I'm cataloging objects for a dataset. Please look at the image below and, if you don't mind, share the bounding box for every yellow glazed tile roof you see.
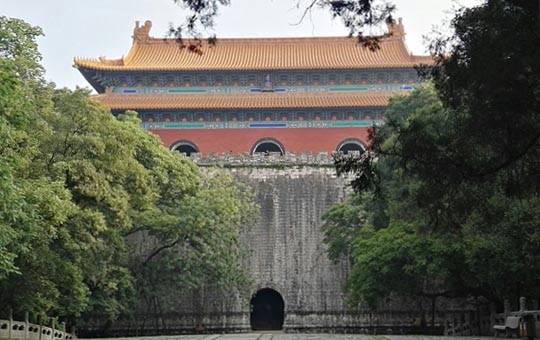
[94,91,400,110]
[74,20,433,72]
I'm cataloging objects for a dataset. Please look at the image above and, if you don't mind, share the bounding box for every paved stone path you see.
[81,334,490,340]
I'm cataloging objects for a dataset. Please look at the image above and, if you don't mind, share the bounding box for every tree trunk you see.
[476,296,482,336]
[431,296,437,335]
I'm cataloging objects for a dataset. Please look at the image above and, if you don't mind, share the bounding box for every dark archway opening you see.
[171,141,199,157]
[253,142,283,155]
[174,144,198,156]
[250,288,285,331]
[338,141,365,155]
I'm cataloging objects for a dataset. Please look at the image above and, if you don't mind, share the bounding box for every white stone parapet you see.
[0,317,75,340]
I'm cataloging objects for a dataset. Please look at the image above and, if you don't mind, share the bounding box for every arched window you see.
[171,140,199,156]
[337,139,365,155]
[251,138,285,155]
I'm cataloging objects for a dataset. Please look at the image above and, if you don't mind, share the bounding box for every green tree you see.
[328,0,540,309]
[0,61,24,279]
[0,16,258,325]
[113,111,258,320]
[348,224,465,302]
[326,87,473,306]
[0,17,95,319]
[0,16,43,80]
[132,170,257,321]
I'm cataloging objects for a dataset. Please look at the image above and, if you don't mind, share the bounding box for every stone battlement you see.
[188,152,357,166]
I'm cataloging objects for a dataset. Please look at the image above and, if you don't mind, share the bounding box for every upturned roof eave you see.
[73,63,428,72]
[73,65,106,93]
[103,103,390,110]
[92,91,403,111]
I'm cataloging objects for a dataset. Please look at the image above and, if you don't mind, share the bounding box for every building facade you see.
[75,18,430,157]
[75,20,439,336]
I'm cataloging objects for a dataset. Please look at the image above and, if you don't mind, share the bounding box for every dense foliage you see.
[0,16,257,323]
[325,0,540,311]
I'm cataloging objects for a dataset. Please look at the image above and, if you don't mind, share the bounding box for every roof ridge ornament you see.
[133,20,152,44]
[386,17,405,38]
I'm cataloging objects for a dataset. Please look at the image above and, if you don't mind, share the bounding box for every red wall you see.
[150,128,371,154]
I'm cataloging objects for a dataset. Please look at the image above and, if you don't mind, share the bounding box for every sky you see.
[3,0,482,90]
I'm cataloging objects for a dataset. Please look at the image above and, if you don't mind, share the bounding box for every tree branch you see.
[142,238,181,266]
[290,0,319,26]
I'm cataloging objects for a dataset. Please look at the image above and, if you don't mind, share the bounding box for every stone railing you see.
[444,297,540,338]
[492,297,540,339]
[493,311,540,339]
[187,151,363,166]
[0,315,76,340]
[77,309,473,337]
[443,311,491,337]
[77,312,250,338]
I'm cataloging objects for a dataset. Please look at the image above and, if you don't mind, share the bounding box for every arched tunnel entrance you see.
[250,288,285,330]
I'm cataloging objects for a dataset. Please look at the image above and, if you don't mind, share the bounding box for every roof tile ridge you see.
[132,36,372,46]
[384,18,431,62]
[411,54,436,65]
[100,91,402,99]
[218,36,354,43]
[73,54,124,68]
[141,37,178,45]
[384,17,412,60]
[123,41,141,65]
[97,56,125,66]
[73,57,100,67]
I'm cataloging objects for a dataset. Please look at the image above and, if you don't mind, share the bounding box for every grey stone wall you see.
[81,160,355,336]
[79,154,479,336]
[230,166,350,324]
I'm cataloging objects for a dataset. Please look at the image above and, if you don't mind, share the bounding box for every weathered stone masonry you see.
[230,161,351,330]
[170,153,354,332]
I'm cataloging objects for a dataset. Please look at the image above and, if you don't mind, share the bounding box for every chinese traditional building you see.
[75,18,430,157]
[74,20,444,336]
